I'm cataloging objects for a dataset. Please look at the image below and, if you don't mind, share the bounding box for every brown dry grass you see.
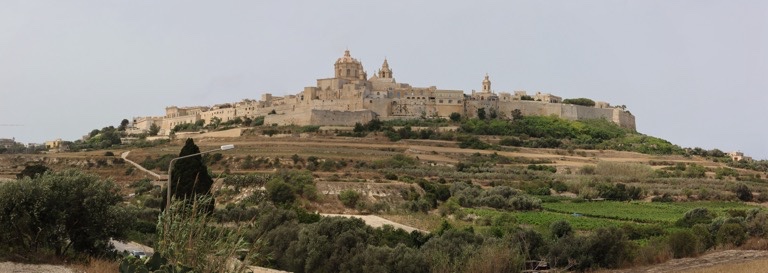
[69,258,119,273]
[676,258,768,273]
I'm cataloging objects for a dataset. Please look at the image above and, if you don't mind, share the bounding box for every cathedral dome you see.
[336,50,360,64]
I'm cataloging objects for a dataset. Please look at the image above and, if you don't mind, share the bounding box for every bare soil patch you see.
[604,250,768,273]
[0,262,73,273]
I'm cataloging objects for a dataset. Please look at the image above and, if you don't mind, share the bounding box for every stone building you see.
[728,151,752,162]
[131,50,636,135]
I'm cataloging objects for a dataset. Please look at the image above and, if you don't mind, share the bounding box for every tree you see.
[149,123,161,136]
[339,189,361,208]
[668,230,699,258]
[209,117,221,129]
[0,170,132,258]
[511,109,523,121]
[477,108,486,120]
[266,179,295,205]
[563,98,596,107]
[716,223,747,246]
[164,138,215,212]
[16,164,50,179]
[550,220,573,239]
[489,108,498,119]
[449,112,461,122]
[677,207,716,227]
[734,183,753,201]
[118,118,130,131]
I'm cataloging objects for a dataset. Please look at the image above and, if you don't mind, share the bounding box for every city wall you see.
[495,101,635,129]
[310,109,374,126]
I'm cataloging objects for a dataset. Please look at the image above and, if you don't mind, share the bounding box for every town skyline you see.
[1,1,766,159]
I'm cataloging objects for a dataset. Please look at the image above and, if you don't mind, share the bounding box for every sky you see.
[1,1,766,159]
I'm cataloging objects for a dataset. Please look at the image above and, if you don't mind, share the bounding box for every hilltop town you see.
[130,50,636,136]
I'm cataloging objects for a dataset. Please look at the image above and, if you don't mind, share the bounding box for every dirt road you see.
[121,151,165,180]
[0,262,73,273]
[604,250,768,273]
[321,213,425,233]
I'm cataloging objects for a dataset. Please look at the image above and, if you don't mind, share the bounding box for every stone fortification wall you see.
[613,109,636,130]
[265,109,373,126]
[497,101,562,117]
[309,109,375,126]
[264,108,313,126]
[309,98,365,112]
[494,101,636,130]
[468,100,503,118]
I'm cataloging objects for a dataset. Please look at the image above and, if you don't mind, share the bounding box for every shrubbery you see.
[0,170,133,258]
[339,189,361,208]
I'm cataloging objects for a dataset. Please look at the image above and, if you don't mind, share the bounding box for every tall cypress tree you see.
[163,138,215,211]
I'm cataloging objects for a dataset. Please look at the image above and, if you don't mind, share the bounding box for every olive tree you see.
[0,170,132,257]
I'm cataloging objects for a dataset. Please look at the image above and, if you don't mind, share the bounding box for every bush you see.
[155,197,257,273]
[499,137,523,147]
[509,195,542,211]
[585,227,631,269]
[16,164,50,179]
[266,180,295,205]
[458,136,491,150]
[716,222,747,247]
[550,220,573,239]
[579,165,596,175]
[130,178,154,195]
[597,183,642,201]
[527,164,557,173]
[0,170,132,258]
[746,210,768,237]
[668,230,700,258]
[733,183,753,201]
[299,125,320,133]
[339,190,362,208]
[563,98,596,107]
[677,208,716,227]
[449,112,461,122]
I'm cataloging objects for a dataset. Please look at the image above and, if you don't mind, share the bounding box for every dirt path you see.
[604,250,768,273]
[321,214,426,233]
[121,151,165,180]
[0,262,73,273]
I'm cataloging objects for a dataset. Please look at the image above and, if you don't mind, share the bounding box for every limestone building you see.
[132,50,636,135]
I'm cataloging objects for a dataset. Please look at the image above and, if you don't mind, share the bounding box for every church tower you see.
[482,73,491,93]
[378,58,393,79]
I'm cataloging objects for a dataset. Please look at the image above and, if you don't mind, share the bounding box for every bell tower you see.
[378,58,393,79]
[482,73,491,93]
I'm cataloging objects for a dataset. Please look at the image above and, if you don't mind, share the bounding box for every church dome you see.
[336,50,360,64]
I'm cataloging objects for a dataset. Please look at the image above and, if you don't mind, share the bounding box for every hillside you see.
[1,117,767,272]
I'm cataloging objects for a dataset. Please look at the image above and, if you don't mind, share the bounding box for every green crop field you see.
[542,201,758,224]
[465,208,647,233]
[462,201,760,236]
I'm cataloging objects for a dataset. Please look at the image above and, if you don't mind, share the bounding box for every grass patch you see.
[542,201,758,224]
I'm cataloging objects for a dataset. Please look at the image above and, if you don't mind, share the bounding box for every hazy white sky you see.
[1,1,766,159]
